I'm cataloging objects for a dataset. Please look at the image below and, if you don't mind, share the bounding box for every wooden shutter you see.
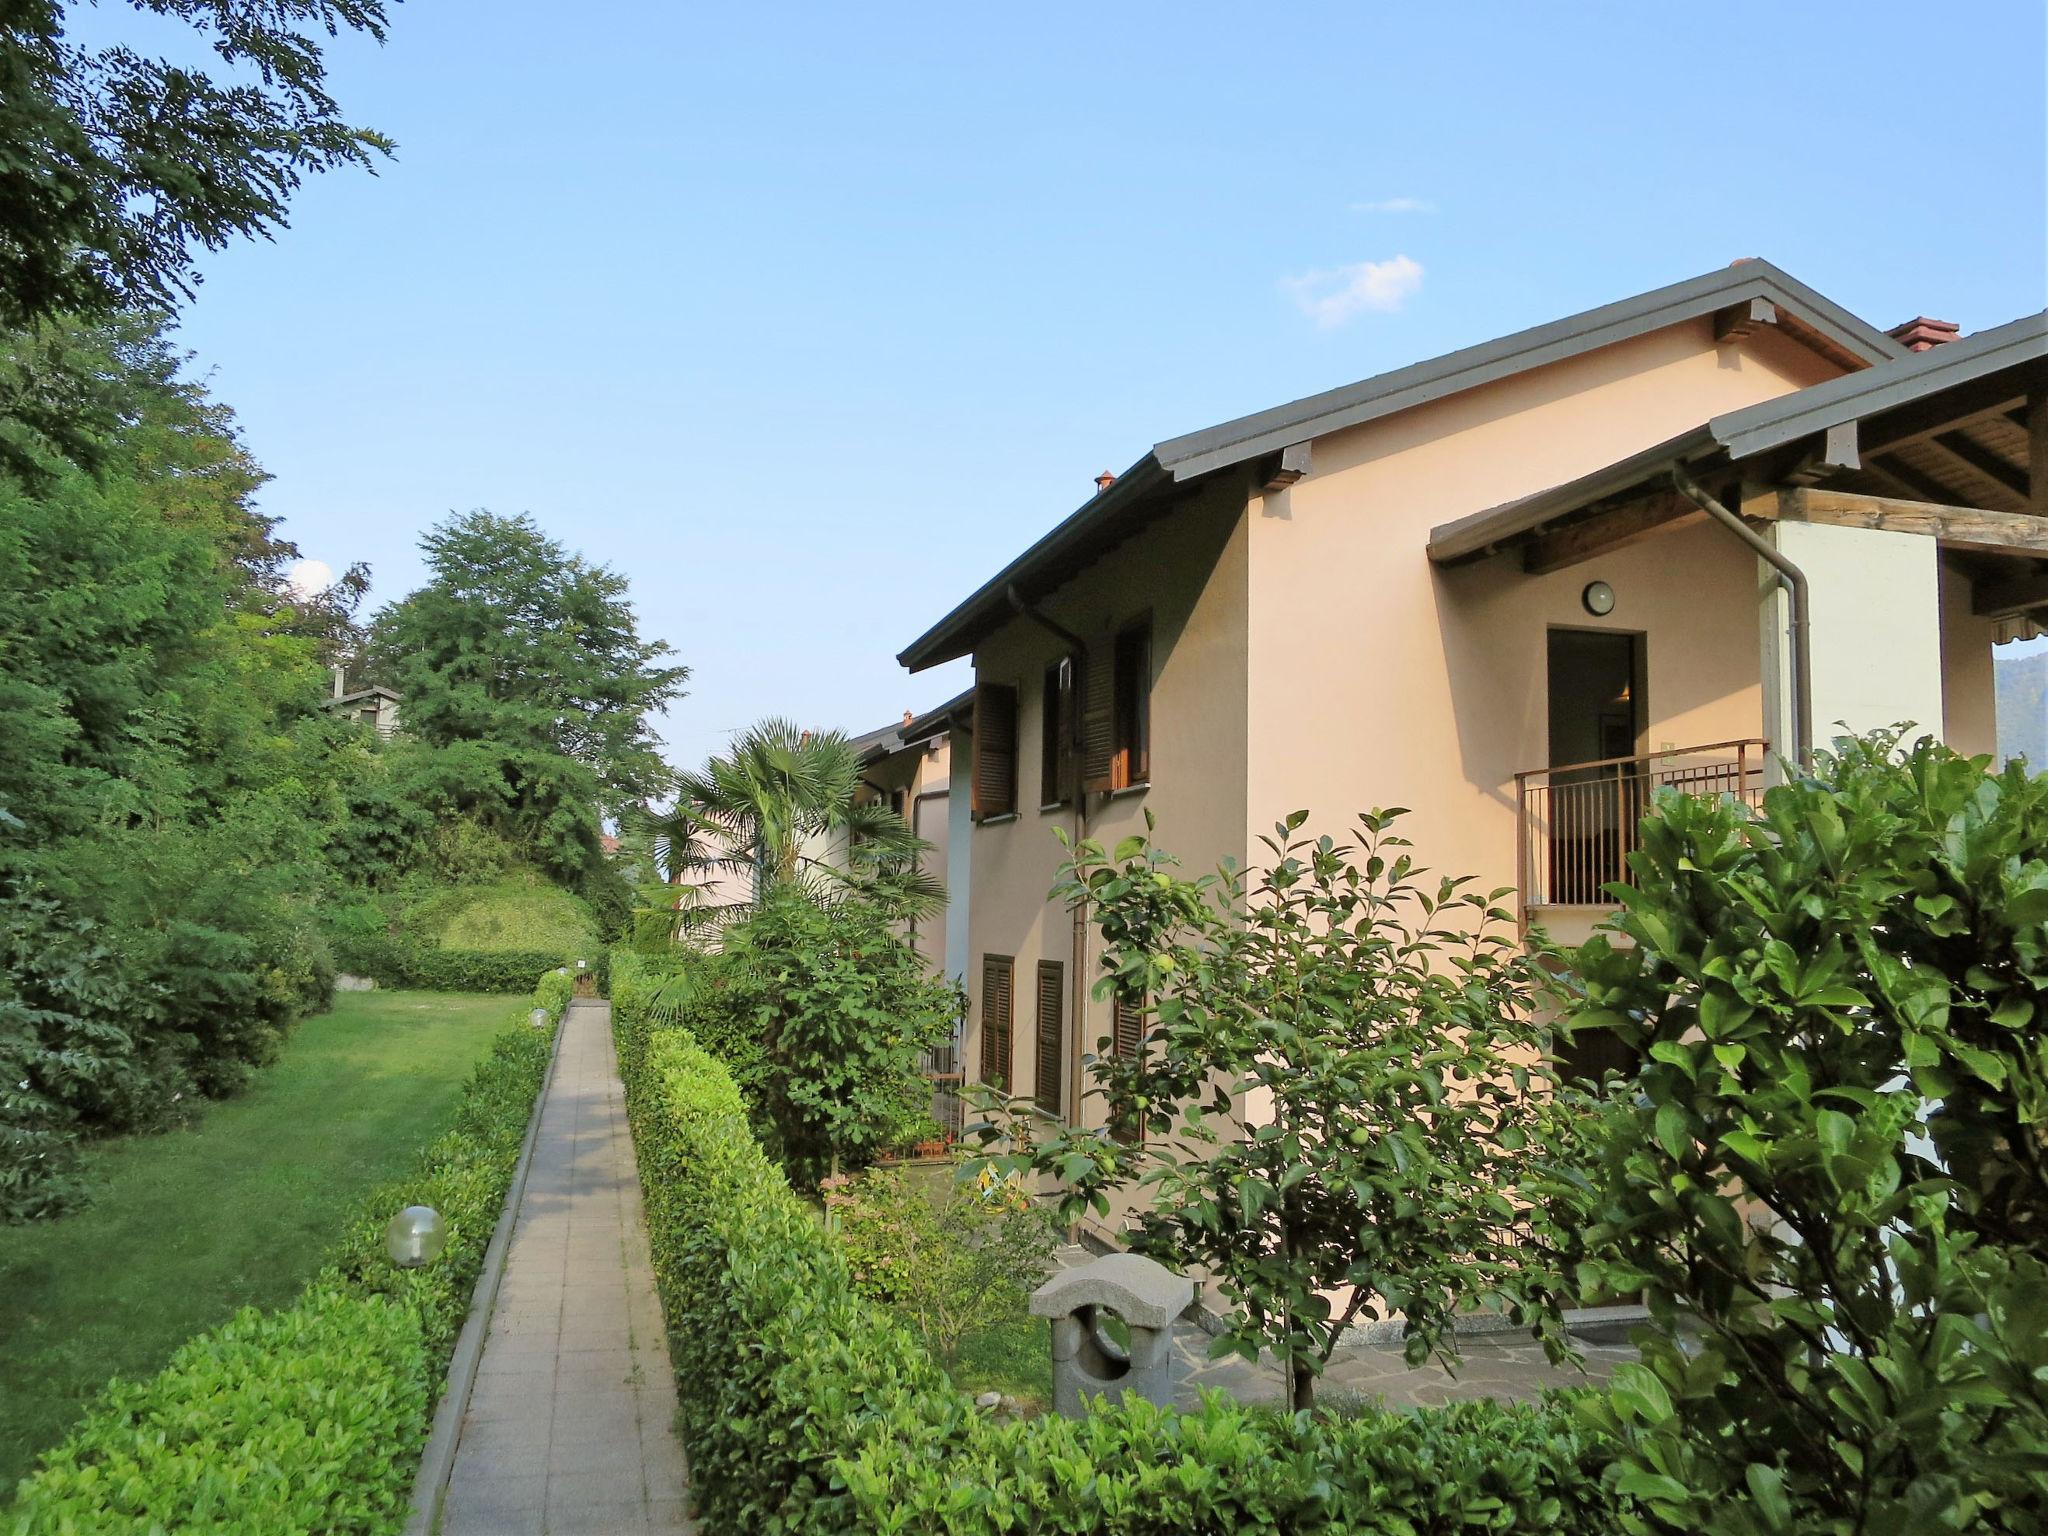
[971,682,1018,819]
[1114,622,1151,787]
[1111,992,1144,1058]
[980,955,1014,1091]
[1078,642,1115,793]
[1034,961,1064,1117]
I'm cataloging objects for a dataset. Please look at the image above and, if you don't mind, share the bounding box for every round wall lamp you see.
[1581,580,1616,617]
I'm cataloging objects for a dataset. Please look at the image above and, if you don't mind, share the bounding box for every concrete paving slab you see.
[439,1001,691,1533]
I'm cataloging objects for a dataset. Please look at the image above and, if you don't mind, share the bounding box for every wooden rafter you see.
[1753,487,2048,560]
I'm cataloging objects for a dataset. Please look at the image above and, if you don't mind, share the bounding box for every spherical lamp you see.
[529,1007,551,1029]
[385,1205,447,1269]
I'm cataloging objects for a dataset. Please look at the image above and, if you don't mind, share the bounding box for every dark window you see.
[1040,658,1075,807]
[980,955,1014,1092]
[971,682,1018,820]
[1034,960,1064,1117]
[1112,623,1150,789]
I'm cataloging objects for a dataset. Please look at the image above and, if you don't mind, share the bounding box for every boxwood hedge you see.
[7,971,571,1534]
[614,964,1631,1536]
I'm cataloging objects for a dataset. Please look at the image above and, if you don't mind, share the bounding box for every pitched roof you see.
[899,261,1902,671]
[1427,309,2048,564]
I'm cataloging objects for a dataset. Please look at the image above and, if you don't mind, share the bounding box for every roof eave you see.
[1155,261,1902,484]
[896,453,1170,672]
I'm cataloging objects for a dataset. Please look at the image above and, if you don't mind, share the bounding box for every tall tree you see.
[0,1,393,332]
[0,3,396,480]
[366,511,689,808]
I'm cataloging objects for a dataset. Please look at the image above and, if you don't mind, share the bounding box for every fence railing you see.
[1515,738,1768,912]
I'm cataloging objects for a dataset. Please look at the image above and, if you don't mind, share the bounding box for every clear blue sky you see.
[160,0,2047,773]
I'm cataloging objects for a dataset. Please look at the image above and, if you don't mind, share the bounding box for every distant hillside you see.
[1995,650,2048,771]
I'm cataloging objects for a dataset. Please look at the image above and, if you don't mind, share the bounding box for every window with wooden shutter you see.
[1111,991,1144,1058]
[1039,658,1076,807]
[1079,620,1151,794]
[1034,960,1064,1117]
[980,955,1014,1092]
[1109,990,1145,1145]
[971,682,1018,820]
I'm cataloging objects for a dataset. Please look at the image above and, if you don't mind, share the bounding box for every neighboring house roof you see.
[898,261,1904,672]
[1428,309,2048,564]
[900,688,973,746]
[847,720,908,765]
[327,685,402,707]
[849,694,966,765]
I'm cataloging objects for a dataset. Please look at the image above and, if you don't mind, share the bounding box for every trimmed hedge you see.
[8,970,571,1533]
[614,971,1631,1536]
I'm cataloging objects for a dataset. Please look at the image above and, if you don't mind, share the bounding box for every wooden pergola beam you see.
[1971,563,2048,619]
[1753,486,2048,560]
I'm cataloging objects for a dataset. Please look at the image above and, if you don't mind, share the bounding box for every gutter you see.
[1671,468,1813,770]
[1004,584,1092,1130]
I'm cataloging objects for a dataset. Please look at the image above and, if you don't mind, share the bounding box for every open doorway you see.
[1543,629,1644,907]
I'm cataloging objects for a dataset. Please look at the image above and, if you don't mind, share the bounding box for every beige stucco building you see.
[897,261,2047,1150]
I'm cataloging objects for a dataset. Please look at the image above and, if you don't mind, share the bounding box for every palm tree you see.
[643,717,944,940]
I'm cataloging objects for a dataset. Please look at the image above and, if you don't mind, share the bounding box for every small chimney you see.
[331,663,347,700]
[1887,317,1960,352]
[902,710,914,727]
[1094,470,1117,494]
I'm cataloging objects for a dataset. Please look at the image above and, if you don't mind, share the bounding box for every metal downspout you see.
[1005,584,1091,1128]
[1671,468,1813,770]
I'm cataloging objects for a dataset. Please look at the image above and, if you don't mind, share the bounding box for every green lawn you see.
[0,989,517,1492]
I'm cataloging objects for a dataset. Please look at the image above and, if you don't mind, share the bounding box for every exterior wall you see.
[1939,558,2000,760]
[962,477,1250,1131]
[1762,521,1945,754]
[1243,319,1838,905]
[944,736,972,986]
[852,734,954,976]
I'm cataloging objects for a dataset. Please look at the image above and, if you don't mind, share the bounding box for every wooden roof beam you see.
[1753,486,2048,560]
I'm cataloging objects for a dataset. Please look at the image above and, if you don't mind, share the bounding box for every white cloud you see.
[284,557,333,599]
[1352,196,1437,214]
[1282,255,1424,327]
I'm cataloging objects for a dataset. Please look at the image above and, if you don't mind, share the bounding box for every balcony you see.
[1515,739,1768,936]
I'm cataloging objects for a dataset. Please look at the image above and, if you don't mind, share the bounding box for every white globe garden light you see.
[529,1007,550,1028]
[385,1205,447,1269]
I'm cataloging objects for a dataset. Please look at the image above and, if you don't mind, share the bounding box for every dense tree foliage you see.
[978,810,1590,1409]
[0,315,362,1218]
[0,3,394,481]
[366,509,687,811]
[1568,735,2048,1534]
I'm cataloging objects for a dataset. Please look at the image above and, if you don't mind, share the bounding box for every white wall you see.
[1761,521,1946,762]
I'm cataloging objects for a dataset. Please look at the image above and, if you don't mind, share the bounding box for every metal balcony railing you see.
[1515,738,1768,911]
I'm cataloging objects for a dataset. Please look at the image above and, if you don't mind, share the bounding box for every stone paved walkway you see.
[439,1000,690,1535]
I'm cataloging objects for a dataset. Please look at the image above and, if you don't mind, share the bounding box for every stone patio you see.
[437,1000,690,1535]
[1051,1247,1638,1413]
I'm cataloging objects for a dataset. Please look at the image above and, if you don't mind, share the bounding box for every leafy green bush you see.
[1567,734,2048,1533]
[638,890,956,1186]
[323,875,597,993]
[7,1288,426,1535]
[9,968,565,1530]
[435,877,596,954]
[827,1163,1058,1369]
[613,974,1631,1535]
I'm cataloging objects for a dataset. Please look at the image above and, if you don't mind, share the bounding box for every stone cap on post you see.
[1029,1253,1192,1330]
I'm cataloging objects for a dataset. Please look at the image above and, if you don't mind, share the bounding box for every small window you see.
[1040,658,1075,807]
[1080,617,1153,794]
[1112,623,1150,789]
[1034,961,1064,1117]
[972,682,1018,820]
[980,955,1014,1092]
[1108,990,1145,1145]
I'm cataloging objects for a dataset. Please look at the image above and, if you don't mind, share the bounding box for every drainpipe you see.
[1005,584,1091,1128]
[1670,467,1812,770]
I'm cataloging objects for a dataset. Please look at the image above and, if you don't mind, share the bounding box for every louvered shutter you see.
[980,956,1013,1092]
[972,682,1018,819]
[1078,642,1115,793]
[1034,961,1064,1116]
[1111,992,1144,1058]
